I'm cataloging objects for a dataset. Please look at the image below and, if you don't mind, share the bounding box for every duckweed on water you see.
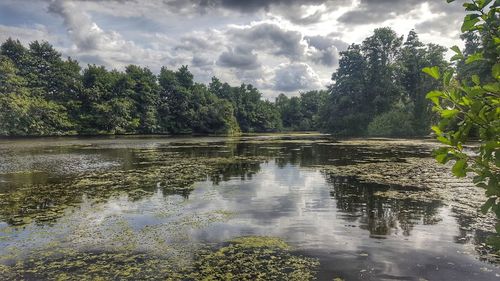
[190,236,319,281]
[0,153,264,226]
[0,236,319,281]
[0,250,184,281]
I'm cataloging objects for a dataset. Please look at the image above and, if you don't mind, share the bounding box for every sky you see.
[0,0,467,99]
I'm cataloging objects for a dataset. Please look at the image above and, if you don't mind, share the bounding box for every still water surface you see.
[0,135,498,280]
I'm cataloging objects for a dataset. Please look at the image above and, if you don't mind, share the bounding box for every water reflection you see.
[0,136,498,280]
[327,175,442,237]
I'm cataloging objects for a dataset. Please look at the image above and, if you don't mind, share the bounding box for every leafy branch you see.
[424,0,500,246]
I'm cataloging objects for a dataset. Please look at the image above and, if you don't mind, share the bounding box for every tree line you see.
[0,38,330,136]
[0,28,455,137]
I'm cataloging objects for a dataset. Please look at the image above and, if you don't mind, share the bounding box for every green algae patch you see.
[190,236,319,281]
[0,152,264,227]
[0,236,319,281]
[0,251,186,281]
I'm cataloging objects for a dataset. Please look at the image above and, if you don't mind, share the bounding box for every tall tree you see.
[399,30,447,134]
[321,44,369,136]
[125,65,159,134]
[362,27,403,115]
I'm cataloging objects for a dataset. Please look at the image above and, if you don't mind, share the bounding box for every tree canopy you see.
[0,27,451,138]
[320,28,448,137]
[0,39,286,136]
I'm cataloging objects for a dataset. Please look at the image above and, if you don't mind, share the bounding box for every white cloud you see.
[0,24,55,45]
[0,0,467,97]
[273,62,323,93]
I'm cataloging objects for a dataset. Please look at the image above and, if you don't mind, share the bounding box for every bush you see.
[367,109,415,137]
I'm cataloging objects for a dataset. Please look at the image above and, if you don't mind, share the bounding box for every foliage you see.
[209,79,282,133]
[275,90,328,131]
[0,28,450,138]
[423,0,499,245]
[367,106,415,137]
[321,28,448,137]
[0,55,74,136]
[0,39,295,136]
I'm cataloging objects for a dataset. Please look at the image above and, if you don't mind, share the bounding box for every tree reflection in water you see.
[325,174,442,237]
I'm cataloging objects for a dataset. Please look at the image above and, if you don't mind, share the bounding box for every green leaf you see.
[463,3,476,10]
[461,15,480,32]
[446,0,455,2]
[486,183,499,197]
[450,45,463,59]
[436,153,449,164]
[463,3,480,11]
[431,125,443,135]
[422,66,440,80]
[465,52,484,64]
[473,175,485,184]
[484,83,500,93]
[486,236,500,249]
[493,63,500,79]
[450,45,460,53]
[441,109,459,118]
[472,75,480,85]
[479,0,493,8]
[452,158,467,177]
[433,146,451,163]
[481,197,496,214]
[437,136,452,145]
[426,91,444,99]
[443,70,454,86]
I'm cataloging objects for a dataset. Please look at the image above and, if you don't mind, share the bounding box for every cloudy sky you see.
[0,0,467,98]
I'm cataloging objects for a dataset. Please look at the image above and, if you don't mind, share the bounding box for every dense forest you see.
[0,27,476,137]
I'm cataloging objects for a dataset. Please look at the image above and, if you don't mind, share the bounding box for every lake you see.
[0,134,498,280]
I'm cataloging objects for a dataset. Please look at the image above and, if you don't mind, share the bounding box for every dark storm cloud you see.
[175,36,214,52]
[217,46,261,69]
[149,0,348,25]
[191,0,327,12]
[192,55,213,67]
[305,35,348,66]
[338,0,426,25]
[415,0,467,36]
[229,23,305,60]
[306,35,349,53]
[337,0,467,28]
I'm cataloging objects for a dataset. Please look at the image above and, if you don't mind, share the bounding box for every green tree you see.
[362,27,403,116]
[0,38,28,72]
[299,90,328,130]
[0,56,73,136]
[398,31,448,135]
[322,44,369,136]
[158,66,192,134]
[125,65,159,134]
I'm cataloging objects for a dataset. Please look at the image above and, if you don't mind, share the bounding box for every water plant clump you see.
[0,152,265,227]
[0,236,319,281]
[0,250,186,281]
[189,236,319,281]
